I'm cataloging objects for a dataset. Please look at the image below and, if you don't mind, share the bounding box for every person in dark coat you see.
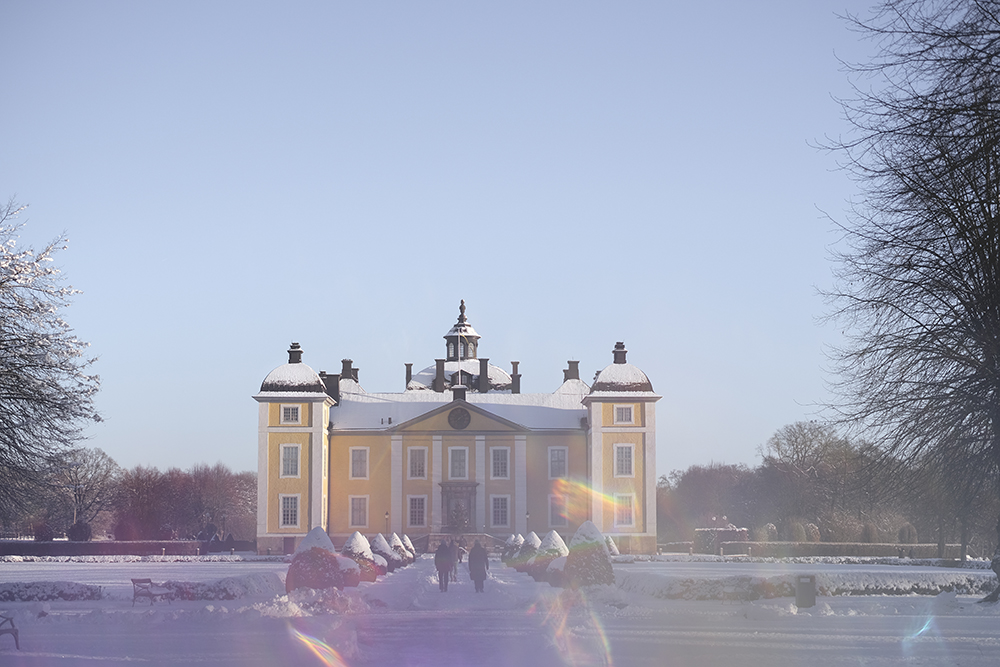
[434,541,454,592]
[467,540,489,593]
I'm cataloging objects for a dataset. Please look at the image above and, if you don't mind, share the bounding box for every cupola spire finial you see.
[458,299,467,323]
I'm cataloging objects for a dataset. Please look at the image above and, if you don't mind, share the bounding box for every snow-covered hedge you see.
[285,547,361,593]
[341,531,380,582]
[525,531,569,583]
[370,534,404,573]
[511,532,541,571]
[0,581,101,602]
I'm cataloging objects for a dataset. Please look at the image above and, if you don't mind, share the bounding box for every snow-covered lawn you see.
[1,554,999,665]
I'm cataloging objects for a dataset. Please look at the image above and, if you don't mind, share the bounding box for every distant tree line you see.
[657,421,1000,559]
[0,447,256,543]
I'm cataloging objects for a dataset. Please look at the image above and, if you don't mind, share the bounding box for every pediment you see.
[393,400,526,433]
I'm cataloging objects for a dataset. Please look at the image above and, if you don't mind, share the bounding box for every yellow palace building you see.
[254,302,660,555]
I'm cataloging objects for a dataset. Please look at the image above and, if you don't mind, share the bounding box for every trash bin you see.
[795,575,816,608]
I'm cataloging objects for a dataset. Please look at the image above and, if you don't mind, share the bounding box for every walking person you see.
[435,541,454,592]
[468,540,489,593]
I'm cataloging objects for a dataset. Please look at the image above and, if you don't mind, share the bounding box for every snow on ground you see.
[1,554,1000,665]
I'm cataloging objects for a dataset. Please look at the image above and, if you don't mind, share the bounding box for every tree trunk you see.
[978,513,1000,603]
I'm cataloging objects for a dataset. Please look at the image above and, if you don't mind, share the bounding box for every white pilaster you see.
[475,435,486,531]
[514,435,527,534]
[432,435,443,532]
[391,435,403,535]
[257,403,269,538]
[589,402,604,530]
[644,405,656,537]
[310,400,324,530]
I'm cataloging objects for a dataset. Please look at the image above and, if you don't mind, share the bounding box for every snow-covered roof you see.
[407,359,512,391]
[259,362,326,394]
[329,387,588,431]
[590,362,654,393]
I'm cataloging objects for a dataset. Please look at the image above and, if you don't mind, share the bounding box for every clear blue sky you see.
[1,1,873,477]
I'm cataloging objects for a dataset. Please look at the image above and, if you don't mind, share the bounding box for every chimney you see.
[478,358,490,393]
[511,361,521,394]
[341,359,353,379]
[405,363,413,387]
[319,371,340,404]
[613,342,627,364]
[352,367,359,382]
[452,385,467,401]
[433,359,446,393]
[567,360,580,380]
[288,342,303,364]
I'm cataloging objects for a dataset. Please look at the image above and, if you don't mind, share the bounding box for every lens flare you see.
[529,588,614,666]
[290,626,350,667]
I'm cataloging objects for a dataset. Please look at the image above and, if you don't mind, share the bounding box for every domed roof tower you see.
[259,342,326,394]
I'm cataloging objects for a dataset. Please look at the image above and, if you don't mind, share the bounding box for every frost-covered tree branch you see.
[0,197,100,515]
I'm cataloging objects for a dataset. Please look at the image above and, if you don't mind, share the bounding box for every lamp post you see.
[384,511,389,535]
[525,510,530,532]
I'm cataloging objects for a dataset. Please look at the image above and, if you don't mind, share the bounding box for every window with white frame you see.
[491,447,509,479]
[280,444,299,477]
[449,447,468,479]
[280,495,299,527]
[350,447,368,479]
[549,494,568,527]
[280,405,301,425]
[408,447,427,479]
[349,496,368,527]
[408,496,426,527]
[614,493,635,527]
[613,405,634,425]
[491,495,509,527]
[549,447,568,479]
[614,443,634,477]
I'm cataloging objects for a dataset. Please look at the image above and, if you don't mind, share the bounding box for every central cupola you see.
[444,299,480,361]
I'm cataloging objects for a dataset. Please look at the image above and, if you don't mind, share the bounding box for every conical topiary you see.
[563,521,615,588]
[341,531,379,582]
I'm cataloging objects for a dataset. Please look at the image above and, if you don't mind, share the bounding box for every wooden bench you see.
[131,578,172,607]
[0,615,19,650]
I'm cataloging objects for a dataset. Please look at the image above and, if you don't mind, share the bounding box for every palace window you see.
[492,495,509,527]
[350,496,368,527]
[280,444,299,477]
[491,447,509,479]
[350,448,368,479]
[409,496,426,527]
[408,447,427,479]
[549,494,568,527]
[614,405,634,425]
[280,405,301,425]
[280,495,299,528]
[614,494,635,528]
[549,447,567,479]
[614,444,634,477]
[449,447,468,479]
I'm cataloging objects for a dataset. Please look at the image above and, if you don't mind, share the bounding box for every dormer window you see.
[448,343,455,358]
[280,405,301,425]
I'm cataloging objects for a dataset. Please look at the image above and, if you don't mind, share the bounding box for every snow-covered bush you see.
[525,531,569,582]
[898,523,918,544]
[0,581,101,602]
[805,523,821,543]
[512,532,541,571]
[341,531,379,582]
[286,547,357,593]
[605,535,620,557]
[388,533,412,565]
[563,521,614,589]
[372,553,388,575]
[401,534,417,556]
[370,533,404,572]
[860,523,880,543]
[788,522,807,543]
[546,556,567,588]
[501,535,522,564]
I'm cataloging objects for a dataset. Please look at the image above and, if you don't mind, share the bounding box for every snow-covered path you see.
[2,555,1000,665]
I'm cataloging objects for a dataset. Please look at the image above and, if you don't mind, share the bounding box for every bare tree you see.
[0,198,100,513]
[826,0,1000,600]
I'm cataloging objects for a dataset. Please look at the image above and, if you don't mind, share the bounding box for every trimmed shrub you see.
[605,535,620,557]
[501,535,523,564]
[370,533,403,573]
[563,521,614,589]
[526,531,570,582]
[341,531,379,582]
[788,522,807,543]
[512,532,541,571]
[805,523,821,543]
[33,523,54,542]
[860,523,880,543]
[898,523,918,544]
[67,521,92,542]
[286,547,352,593]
